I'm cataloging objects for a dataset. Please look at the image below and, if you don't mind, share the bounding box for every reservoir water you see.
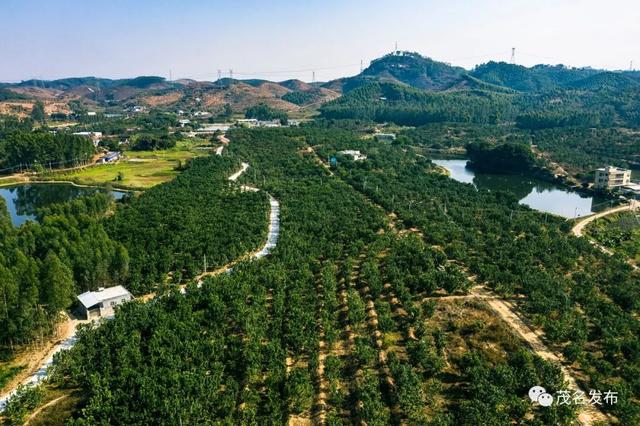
[433,158,608,218]
[0,183,126,226]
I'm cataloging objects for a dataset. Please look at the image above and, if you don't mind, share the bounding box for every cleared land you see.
[50,139,213,189]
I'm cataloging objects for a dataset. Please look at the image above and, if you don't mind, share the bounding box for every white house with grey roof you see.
[76,285,132,320]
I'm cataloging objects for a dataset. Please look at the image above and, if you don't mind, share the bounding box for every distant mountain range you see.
[1,51,639,117]
[333,52,640,93]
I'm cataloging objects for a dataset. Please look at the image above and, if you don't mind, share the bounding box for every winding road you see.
[0,143,281,412]
[571,203,635,237]
[571,201,639,270]
[306,144,610,425]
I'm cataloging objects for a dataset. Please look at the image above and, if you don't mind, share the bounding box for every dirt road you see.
[0,317,87,410]
[472,287,609,425]
[571,204,634,237]
[228,162,249,181]
[1,155,280,412]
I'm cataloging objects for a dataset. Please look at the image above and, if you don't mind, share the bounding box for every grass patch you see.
[27,389,86,426]
[50,139,214,189]
[0,364,24,390]
[0,176,28,187]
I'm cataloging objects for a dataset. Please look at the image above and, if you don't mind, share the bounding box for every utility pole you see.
[360,59,364,73]
[312,71,315,83]
[511,47,516,64]
[395,41,398,53]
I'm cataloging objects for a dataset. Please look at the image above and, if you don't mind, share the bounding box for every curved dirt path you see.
[572,201,639,270]
[572,203,634,237]
[307,144,609,425]
[472,287,609,425]
[228,162,249,181]
[1,151,280,413]
[194,192,280,283]
[0,320,85,410]
[24,395,68,425]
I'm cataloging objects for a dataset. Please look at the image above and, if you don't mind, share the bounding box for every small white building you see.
[594,166,632,189]
[77,285,132,320]
[178,119,191,127]
[196,123,232,133]
[73,131,103,146]
[237,118,259,127]
[338,150,367,161]
[258,120,281,128]
[99,151,121,164]
[621,183,640,198]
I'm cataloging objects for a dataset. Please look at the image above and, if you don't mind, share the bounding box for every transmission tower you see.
[511,48,516,64]
[229,69,233,80]
[312,71,316,83]
[360,59,364,73]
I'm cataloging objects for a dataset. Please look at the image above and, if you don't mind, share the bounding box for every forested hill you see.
[469,62,600,92]
[322,52,638,95]
[324,51,465,92]
[3,52,639,131]
[470,62,640,93]
[319,80,640,128]
[319,82,513,126]
[14,76,167,90]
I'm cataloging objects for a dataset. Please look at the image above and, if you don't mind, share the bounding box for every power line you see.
[230,62,362,76]
[443,50,513,63]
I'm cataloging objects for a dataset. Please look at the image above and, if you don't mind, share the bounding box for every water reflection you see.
[433,159,607,218]
[0,184,126,226]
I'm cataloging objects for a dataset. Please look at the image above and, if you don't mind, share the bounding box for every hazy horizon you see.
[2,0,639,83]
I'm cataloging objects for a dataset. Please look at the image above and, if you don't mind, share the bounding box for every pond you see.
[0,183,127,226]
[432,158,609,218]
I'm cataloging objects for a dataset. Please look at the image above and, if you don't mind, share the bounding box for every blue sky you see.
[2,0,639,82]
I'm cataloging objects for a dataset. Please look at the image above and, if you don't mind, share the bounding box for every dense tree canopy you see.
[0,131,94,172]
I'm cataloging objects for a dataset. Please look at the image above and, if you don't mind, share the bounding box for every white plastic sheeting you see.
[0,162,281,412]
[0,321,86,410]
[254,195,280,259]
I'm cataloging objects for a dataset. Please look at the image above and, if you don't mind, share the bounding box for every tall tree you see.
[41,251,74,314]
[30,101,46,124]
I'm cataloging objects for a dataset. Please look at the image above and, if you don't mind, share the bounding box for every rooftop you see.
[622,183,640,191]
[597,166,631,173]
[77,285,131,309]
